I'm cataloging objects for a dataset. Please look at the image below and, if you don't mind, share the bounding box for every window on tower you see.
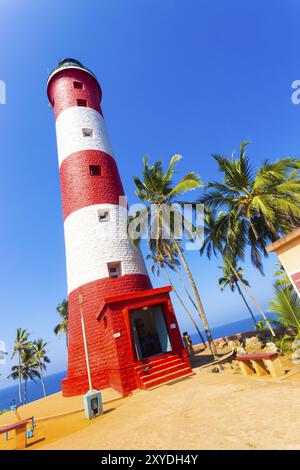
[89,165,101,176]
[107,262,122,279]
[82,128,93,137]
[77,99,87,107]
[98,209,110,222]
[73,81,83,89]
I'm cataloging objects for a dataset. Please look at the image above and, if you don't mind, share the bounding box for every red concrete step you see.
[144,367,193,390]
[134,355,180,372]
[137,357,183,377]
[141,362,190,384]
[143,366,193,390]
[134,354,177,371]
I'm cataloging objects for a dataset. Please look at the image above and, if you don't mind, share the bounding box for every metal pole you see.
[79,295,93,392]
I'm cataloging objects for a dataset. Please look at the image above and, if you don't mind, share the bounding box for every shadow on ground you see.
[190,352,216,368]
[27,437,46,448]
[190,348,235,369]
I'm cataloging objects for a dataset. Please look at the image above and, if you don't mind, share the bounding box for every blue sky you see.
[0,0,299,386]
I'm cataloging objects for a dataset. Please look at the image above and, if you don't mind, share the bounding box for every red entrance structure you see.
[47,59,192,396]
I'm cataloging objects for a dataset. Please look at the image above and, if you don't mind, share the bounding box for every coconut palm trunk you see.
[32,339,50,396]
[18,352,22,405]
[39,362,47,397]
[235,281,257,328]
[176,270,200,314]
[133,155,215,353]
[11,328,32,406]
[227,258,276,337]
[162,266,206,348]
[172,237,218,358]
[24,379,27,404]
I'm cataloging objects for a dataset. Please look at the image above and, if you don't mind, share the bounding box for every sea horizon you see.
[0,314,265,411]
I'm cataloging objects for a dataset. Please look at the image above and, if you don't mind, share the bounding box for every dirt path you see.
[41,368,300,450]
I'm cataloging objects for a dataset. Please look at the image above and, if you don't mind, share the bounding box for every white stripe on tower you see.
[56,106,114,167]
[64,204,148,294]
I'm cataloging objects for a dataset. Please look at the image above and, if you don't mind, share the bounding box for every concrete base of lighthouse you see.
[61,284,191,397]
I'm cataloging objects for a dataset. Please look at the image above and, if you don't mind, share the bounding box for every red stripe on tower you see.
[47,63,103,119]
[60,150,125,220]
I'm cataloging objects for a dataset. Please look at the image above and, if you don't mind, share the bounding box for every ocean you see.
[0,315,262,411]
[0,370,66,412]
[189,315,261,345]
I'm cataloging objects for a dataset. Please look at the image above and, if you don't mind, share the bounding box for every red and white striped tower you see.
[47,59,152,395]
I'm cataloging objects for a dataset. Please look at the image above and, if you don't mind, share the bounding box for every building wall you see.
[276,237,300,275]
[63,274,152,396]
[97,290,187,395]
[276,236,300,296]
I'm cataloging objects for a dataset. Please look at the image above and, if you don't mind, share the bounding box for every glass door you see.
[130,305,172,360]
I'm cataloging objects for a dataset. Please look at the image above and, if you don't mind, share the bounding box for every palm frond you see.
[168,172,202,198]
[268,285,300,333]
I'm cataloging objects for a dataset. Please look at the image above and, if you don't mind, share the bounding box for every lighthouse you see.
[47,59,192,396]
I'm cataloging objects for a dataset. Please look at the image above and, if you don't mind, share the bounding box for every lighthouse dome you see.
[47,57,98,87]
[58,57,84,68]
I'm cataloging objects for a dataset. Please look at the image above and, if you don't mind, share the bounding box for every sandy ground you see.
[1,350,300,450]
[0,388,123,450]
[0,387,121,425]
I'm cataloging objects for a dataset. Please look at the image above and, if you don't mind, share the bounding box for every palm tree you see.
[54,300,69,348]
[269,285,300,334]
[273,262,291,288]
[218,259,257,327]
[199,141,300,273]
[147,250,206,348]
[268,285,300,350]
[32,339,50,397]
[200,207,276,336]
[133,155,218,357]
[8,348,40,404]
[11,328,32,405]
[19,349,40,404]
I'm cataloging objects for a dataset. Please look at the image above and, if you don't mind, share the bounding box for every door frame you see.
[124,298,173,363]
